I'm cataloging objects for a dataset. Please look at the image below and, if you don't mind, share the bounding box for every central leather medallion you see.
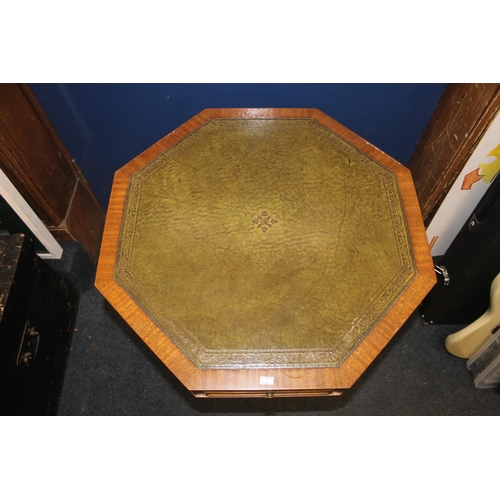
[252,210,279,232]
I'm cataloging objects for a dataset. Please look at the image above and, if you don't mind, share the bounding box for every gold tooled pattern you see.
[251,210,278,232]
[115,119,417,369]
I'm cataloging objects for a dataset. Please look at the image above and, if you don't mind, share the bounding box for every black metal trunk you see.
[0,234,78,415]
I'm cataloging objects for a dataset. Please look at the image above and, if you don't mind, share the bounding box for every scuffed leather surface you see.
[115,119,416,368]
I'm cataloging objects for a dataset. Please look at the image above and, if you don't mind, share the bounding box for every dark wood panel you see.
[63,179,105,260]
[0,84,105,261]
[408,83,500,223]
[0,84,76,226]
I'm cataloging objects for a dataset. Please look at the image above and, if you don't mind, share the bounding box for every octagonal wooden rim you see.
[95,108,436,395]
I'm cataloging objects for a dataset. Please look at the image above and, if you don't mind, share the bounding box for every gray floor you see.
[48,242,500,415]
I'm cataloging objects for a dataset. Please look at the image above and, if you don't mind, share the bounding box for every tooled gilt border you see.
[114,119,417,369]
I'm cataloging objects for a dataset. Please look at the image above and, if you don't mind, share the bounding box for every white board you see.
[0,169,63,259]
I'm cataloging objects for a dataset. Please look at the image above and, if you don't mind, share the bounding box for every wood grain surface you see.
[0,84,105,260]
[408,83,500,224]
[96,108,436,397]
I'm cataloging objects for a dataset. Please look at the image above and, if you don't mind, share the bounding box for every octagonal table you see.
[95,109,436,398]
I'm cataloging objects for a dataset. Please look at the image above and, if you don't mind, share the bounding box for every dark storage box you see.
[0,234,78,415]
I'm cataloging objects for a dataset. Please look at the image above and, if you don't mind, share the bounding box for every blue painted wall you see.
[30,83,447,210]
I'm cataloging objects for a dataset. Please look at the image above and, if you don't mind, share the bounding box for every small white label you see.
[259,376,274,386]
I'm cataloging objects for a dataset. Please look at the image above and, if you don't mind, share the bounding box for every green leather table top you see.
[114,118,417,369]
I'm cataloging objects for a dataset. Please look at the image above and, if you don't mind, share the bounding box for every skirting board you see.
[0,169,63,259]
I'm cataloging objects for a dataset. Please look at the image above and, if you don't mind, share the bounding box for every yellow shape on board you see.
[479,143,500,183]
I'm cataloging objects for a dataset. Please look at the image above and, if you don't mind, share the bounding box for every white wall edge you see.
[0,169,63,259]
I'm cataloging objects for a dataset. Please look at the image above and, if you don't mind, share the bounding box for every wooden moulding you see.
[95,108,436,398]
[0,84,105,261]
[408,83,500,224]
